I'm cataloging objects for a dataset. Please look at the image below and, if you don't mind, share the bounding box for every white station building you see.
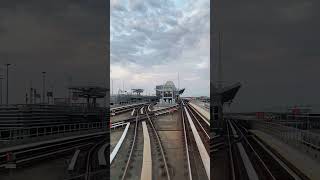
[155,81,184,105]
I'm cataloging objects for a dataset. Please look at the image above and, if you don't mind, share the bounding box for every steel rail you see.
[181,105,193,180]
[185,104,210,140]
[231,120,276,180]
[227,120,236,180]
[120,107,140,180]
[85,139,105,180]
[145,108,171,180]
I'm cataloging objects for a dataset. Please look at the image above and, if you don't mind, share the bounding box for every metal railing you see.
[250,120,320,162]
[0,122,107,147]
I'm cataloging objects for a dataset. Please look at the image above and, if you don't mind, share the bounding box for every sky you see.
[110,0,210,97]
[213,0,320,112]
[0,0,107,104]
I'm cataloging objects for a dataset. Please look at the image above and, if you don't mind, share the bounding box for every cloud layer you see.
[111,0,210,97]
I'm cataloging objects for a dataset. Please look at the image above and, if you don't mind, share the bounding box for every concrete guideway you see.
[251,130,320,180]
[110,123,130,164]
[98,143,108,166]
[68,149,80,171]
[0,131,106,154]
[188,102,210,125]
[184,106,210,179]
[141,121,152,180]
[131,108,135,116]
[229,121,259,180]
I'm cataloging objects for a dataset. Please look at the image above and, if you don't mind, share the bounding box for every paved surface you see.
[110,128,125,153]
[251,130,320,180]
[110,122,143,180]
[153,111,188,180]
[141,121,152,180]
[110,111,132,123]
[0,157,69,180]
[110,125,135,180]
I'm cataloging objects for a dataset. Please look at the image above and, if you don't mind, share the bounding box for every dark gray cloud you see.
[213,0,320,112]
[0,0,108,104]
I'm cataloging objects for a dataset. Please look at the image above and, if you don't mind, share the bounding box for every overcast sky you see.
[0,1,107,104]
[213,0,320,112]
[110,0,210,97]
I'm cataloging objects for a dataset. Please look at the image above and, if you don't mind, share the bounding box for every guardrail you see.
[248,120,320,162]
[0,122,107,145]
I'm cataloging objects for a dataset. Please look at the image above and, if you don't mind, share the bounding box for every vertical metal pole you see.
[218,32,223,89]
[42,72,46,104]
[0,76,2,105]
[6,64,10,105]
[30,81,33,104]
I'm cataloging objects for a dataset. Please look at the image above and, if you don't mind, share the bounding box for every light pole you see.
[42,72,46,104]
[0,68,3,105]
[5,64,11,105]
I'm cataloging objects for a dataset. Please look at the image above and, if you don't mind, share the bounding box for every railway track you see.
[84,140,107,180]
[229,119,306,180]
[0,132,106,169]
[182,101,209,180]
[120,106,141,180]
[110,104,181,180]
[145,107,171,180]
[181,104,193,180]
[111,103,209,180]
[184,103,210,152]
[64,137,107,180]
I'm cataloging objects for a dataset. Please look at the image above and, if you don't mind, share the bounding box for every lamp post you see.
[42,72,46,104]
[5,64,11,105]
[0,68,3,105]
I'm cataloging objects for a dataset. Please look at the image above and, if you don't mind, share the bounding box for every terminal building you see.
[155,81,185,105]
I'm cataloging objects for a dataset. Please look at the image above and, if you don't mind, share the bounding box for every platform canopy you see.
[213,82,241,104]
[69,86,108,98]
[132,89,144,95]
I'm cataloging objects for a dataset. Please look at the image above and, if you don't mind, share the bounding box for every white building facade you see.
[156,81,184,105]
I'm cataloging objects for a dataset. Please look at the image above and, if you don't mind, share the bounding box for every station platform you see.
[189,101,210,122]
[251,130,320,180]
[141,121,152,180]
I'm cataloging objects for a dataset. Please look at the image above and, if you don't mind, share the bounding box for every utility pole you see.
[5,64,11,105]
[42,72,46,104]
